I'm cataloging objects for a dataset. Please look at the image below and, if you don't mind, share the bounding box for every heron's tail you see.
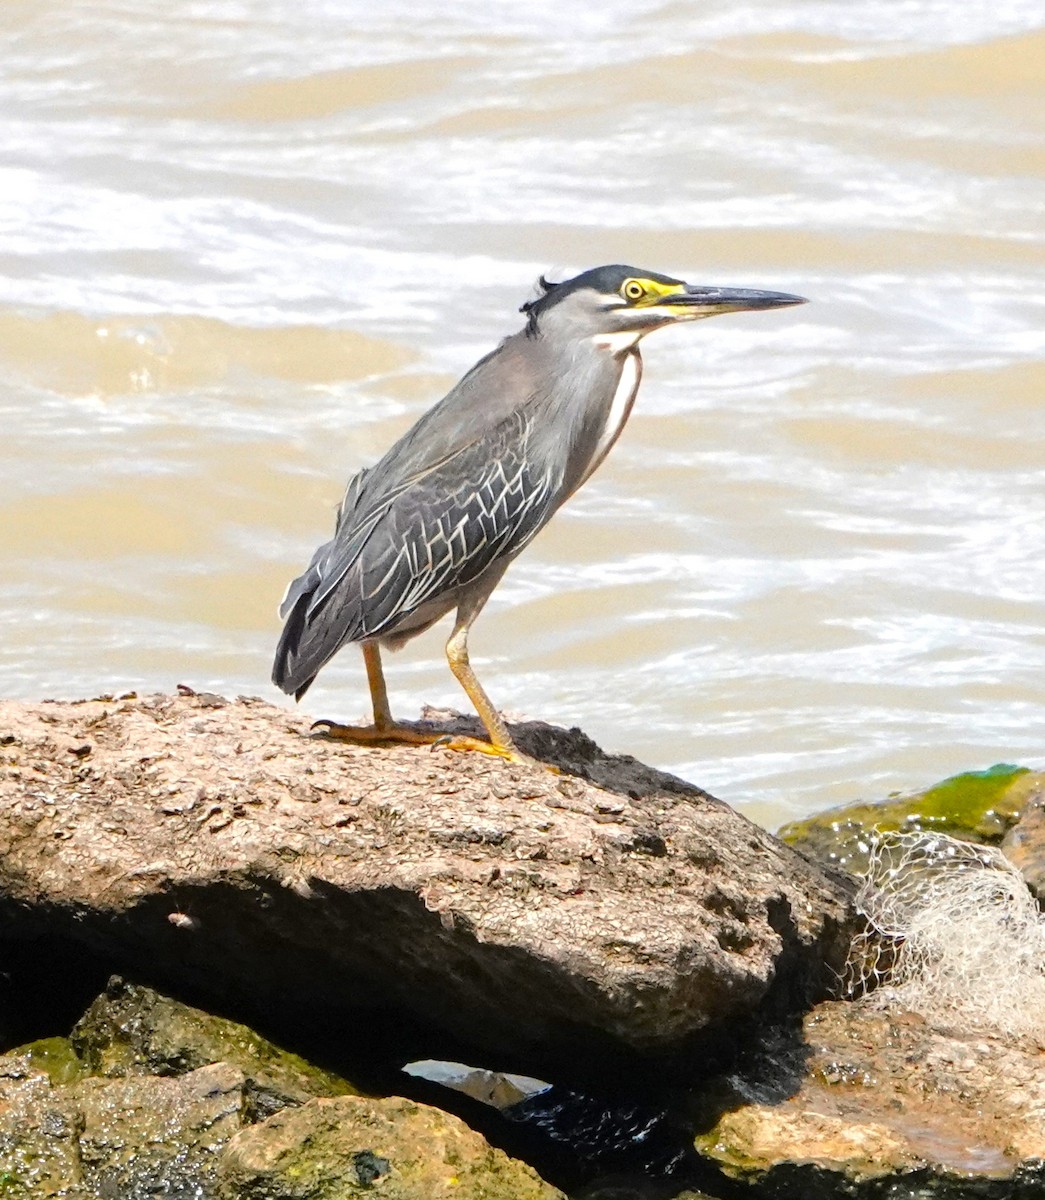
[271,598,318,700]
[272,541,334,700]
[273,466,373,698]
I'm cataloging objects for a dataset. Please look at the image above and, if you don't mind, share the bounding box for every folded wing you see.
[272,409,558,698]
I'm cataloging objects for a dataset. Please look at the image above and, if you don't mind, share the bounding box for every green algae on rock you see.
[0,980,566,1200]
[0,1036,84,1088]
[779,763,1039,876]
[0,980,356,1199]
[218,1093,566,1200]
[71,976,357,1104]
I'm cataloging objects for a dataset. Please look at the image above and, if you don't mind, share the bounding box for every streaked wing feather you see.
[356,445,554,638]
[274,398,561,698]
[277,539,328,621]
[313,410,558,641]
[277,465,370,620]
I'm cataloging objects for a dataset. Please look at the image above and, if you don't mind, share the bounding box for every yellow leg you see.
[362,641,393,730]
[312,637,526,762]
[445,608,516,753]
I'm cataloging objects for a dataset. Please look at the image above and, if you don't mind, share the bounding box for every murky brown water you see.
[2,2,1043,827]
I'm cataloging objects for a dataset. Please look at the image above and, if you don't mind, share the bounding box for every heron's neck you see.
[568,347,643,495]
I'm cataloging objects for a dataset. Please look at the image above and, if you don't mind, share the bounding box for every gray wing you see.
[350,413,556,637]
[276,466,370,621]
[272,409,558,697]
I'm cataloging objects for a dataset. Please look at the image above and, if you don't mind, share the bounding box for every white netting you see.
[846,830,1045,1042]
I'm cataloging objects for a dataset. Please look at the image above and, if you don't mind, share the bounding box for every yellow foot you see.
[310,720,535,766]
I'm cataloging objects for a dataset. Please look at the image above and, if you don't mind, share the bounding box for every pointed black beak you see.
[671,284,808,313]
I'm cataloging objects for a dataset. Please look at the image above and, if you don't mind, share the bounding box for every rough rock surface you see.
[0,1053,246,1199]
[0,980,562,1200]
[0,1065,82,1196]
[1001,781,1045,900]
[78,1062,245,1197]
[0,692,855,1077]
[692,999,1045,1199]
[218,1092,564,1199]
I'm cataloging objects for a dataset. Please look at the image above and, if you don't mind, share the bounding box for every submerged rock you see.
[0,692,855,1080]
[779,763,1040,877]
[691,1000,1045,1199]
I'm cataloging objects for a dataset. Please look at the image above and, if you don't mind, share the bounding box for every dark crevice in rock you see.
[0,931,122,1050]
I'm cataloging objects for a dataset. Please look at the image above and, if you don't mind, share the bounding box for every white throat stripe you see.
[590,329,642,353]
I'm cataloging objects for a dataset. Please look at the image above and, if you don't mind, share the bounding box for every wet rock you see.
[779,763,1040,877]
[71,975,356,1104]
[75,1062,245,1198]
[0,693,855,1080]
[0,982,344,1197]
[0,982,565,1200]
[691,999,1045,1199]
[0,1069,82,1196]
[0,1056,246,1199]
[0,1035,84,1087]
[1001,780,1045,900]
[217,1092,566,1199]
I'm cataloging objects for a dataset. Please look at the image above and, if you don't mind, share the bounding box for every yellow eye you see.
[622,279,645,302]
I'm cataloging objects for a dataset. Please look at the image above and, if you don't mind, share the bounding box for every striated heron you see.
[273,265,805,761]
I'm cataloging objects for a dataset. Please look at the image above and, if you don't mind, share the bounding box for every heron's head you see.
[521,264,806,351]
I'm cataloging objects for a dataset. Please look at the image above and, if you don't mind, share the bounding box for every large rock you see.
[692,1000,1045,1199]
[1001,781,1045,900]
[0,692,855,1078]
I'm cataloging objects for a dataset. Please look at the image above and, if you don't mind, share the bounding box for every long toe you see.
[310,720,440,746]
[310,720,550,769]
[429,732,542,766]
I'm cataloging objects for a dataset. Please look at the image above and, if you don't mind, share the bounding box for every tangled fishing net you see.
[846,830,1045,1041]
